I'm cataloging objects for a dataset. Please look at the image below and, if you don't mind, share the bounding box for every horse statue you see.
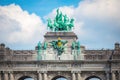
[47,18,55,31]
[67,18,74,31]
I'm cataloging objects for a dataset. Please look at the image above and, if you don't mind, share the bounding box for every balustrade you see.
[0,51,120,61]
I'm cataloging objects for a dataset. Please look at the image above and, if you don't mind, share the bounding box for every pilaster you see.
[0,72,1,80]
[37,71,42,80]
[77,72,82,80]
[112,71,116,80]
[119,71,120,80]
[9,71,14,80]
[105,71,109,80]
[3,72,8,80]
[72,71,76,80]
[43,71,47,80]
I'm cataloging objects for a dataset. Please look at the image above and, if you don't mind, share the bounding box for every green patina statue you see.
[47,9,74,31]
[50,37,67,56]
[37,41,42,60]
[72,41,80,50]
[37,41,48,60]
[38,41,42,50]
[72,41,80,60]
[43,42,48,50]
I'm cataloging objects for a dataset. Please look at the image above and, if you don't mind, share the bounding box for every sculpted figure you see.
[37,41,42,60]
[50,37,67,56]
[47,9,74,31]
[68,18,74,31]
[38,41,42,50]
[47,18,55,31]
[43,42,48,50]
[72,41,80,50]
[55,9,60,22]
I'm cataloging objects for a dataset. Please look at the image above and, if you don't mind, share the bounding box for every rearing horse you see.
[47,19,55,31]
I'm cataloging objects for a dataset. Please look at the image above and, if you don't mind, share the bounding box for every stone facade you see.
[0,32,120,80]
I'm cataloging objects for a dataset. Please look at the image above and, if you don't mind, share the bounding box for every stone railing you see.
[0,53,120,61]
[84,54,108,60]
[0,54,37,61]
[0,60,108,72]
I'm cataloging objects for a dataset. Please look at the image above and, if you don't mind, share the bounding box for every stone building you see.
[0,9,120,80]
[0,31,120,80]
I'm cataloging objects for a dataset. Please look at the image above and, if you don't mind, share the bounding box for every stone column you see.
[77,72,82,80]
[43,72,47,80]
[4,72,8,80]
[105,71,109,80]
[118,71,120,80]
[112,72,116,80]
[0,72,1,80]
[72,73,76,80]
[38,72,42,80]
[10,72,14,80]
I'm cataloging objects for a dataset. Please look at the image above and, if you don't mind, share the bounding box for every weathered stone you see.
[0,32,120,80]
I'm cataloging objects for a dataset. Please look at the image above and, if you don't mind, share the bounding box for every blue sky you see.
[0,0,80,17]
[0,0,120,50]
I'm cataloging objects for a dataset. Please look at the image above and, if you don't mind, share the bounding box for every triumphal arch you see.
[0,9,120,80]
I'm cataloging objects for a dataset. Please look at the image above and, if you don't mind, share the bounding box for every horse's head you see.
[47,18,52,23]
[70,18,74,22]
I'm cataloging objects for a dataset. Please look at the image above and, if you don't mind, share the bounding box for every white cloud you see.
[45,0,120,49]
[0,0,120,49]
[76,0,120,21]
[0,4,46,49]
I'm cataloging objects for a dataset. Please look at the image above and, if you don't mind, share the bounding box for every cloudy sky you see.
[0,0,120,50]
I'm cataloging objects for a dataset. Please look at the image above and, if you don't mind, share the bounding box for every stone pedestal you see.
[43,32,79,60]
[44,32,78,42]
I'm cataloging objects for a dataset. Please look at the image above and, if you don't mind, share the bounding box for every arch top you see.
[52,75,67,80]
[18,76,34,80]
[85,76,102,80]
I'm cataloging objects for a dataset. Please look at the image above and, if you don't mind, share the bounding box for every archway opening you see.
[85,76,101,80]
[52,76,67,80]
[18,76,34,80]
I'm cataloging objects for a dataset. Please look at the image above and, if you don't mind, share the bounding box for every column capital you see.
[37,71,47,73]
[37,71,42,73]
[43,71,47,73]
[71,71,76,73]
[77,71,82,73]
[71,71,81,73]
[9,71,14,73]
[2,71,9,73]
